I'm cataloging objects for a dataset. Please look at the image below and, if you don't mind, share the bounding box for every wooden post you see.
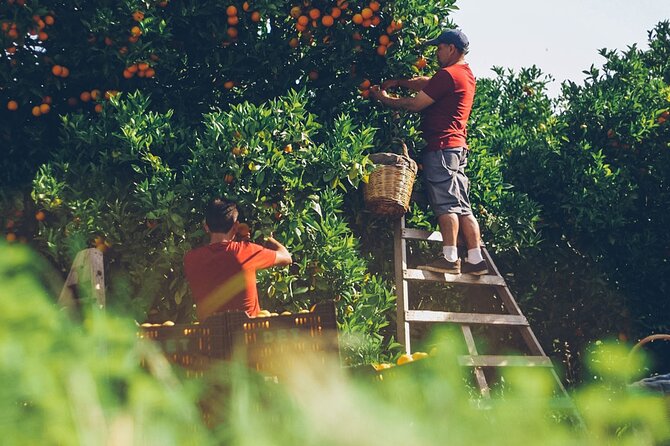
[58,248,106,309]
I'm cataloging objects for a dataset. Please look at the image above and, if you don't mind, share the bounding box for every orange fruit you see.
[352,31,362,40]
[7,100,18,111]
[297,15,309,26]
[132,11,144,21]
[226,5,237,16]
[145,68,155,78]
[118,46,128,55]
[224,80,235,89]
[51,65,63,76]
[224,174,234,184]
[251,11,261,22]
[128,35,139,43]
[45,15,54,25]
[123,69,134,79]
[337,0,348,9]
[361,7,373,19]
[283,143,292,153]
[369,1,380,11]
[80,91,91,102]
[35,211,46,221]
[359,79,371,89]
[138,62,149,71]
[39,103,50,114]
[379,34,390,45]
[130,26,142,37]
[295,23,306,32]
[90,89,101,100]
[6,46,16,54]
[60,66,70,77]
[371,15,380,26]
[94,104,103,113]
[376,44,387,56]
[137,70,146,78]
[38,31,48,41]
[362,18,372,27]
[309,8,321,20]
[397,354,413,365]
[228,15,239,25]
[330,7,341,18]
[6,233,17,243]
[31,106,41,117]
[127,64,139,73]
[322,15,334,27]
[352,13,363,24]
[290,6,302,18]
[415,56,427,69]
[308,70,319,80]
[227,27,238,38]
[67,97,78,106]
[289,37,299,48]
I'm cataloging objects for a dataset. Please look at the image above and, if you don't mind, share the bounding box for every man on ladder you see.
[370,28,487,276]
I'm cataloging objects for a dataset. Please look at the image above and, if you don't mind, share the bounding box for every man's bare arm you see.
[369,87,435,113]
[264,236,292,266]
[382,76,431,92]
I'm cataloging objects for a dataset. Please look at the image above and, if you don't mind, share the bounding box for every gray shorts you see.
[422,147,472,216]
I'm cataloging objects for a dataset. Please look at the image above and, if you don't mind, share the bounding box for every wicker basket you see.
[364,140,418,216]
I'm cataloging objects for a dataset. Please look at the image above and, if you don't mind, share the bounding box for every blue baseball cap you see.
[424,29,469,53]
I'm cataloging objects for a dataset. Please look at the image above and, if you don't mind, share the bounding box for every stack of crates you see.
[138,301,339,376]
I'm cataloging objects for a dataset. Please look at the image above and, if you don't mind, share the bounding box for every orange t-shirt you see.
[183,241,276,319]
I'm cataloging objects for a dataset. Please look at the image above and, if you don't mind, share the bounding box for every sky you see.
[449,0,669,97]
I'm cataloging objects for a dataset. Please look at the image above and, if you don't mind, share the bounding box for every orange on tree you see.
[297,15,309,26]
[376,44,387,56]
[352,31,362,40]
[39,103,50,114]
[132,11,144,21]
[369,1,380,11]
[90,89,101,100]
[322,15,334,27]
[289,37,299,48]
[308,70,319,80]
[44,15,54,25]
[227,27,238,38]
[290,6,302,18]
[361,7,373,19]
[360,88,370,99]
[242,1,250,11]
[224,80,235,89]
[145,67,156,78]
[138,62,149,71]
[379,34,390,46]
[35,210,46,221]
[60,66,70,77]
[51,65,63,76]
[123,69,134,79]
[415,56,427,69]
[6,233,17,243]
[130,26,142,37]
[362,18,372,27]
[31,106,42,117]
[352,13,363,24]
[226,5,238,16]
[7,100,18,111]
[397,353,413,365]
[38,31,48,41]
[80,91,91,102]
[251,11,261,22]
[283,143,292,153]
[224,174,234,184]
[308,8,321,20]
[371,15,381,26]
[330,7,341,18]
[42,96,52,105]
[227,15,239,25]
[359,79,371,90]
[94,104,103,113]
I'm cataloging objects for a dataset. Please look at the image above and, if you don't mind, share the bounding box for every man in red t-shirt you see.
[369,29,488,275]
[183,198,292,320]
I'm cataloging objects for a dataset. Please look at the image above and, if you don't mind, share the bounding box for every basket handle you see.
[630,334,670,356]
[390,138,410,159]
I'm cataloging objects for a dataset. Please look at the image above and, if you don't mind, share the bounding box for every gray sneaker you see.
[462,260,489,275]
[418,257,461,274]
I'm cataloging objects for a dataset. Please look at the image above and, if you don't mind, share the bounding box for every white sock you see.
[443,246,458,262]
[466,248,483,264]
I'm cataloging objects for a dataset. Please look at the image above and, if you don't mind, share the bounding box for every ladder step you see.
[404,268,506,286]
[406,310,528,326]
[458,355,554,368]
[402,227,443,242]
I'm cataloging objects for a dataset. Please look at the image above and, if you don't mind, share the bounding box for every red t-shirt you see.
[420,63,476,151]
[183,241,276,319]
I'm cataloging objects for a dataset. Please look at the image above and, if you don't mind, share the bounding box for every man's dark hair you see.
[205,198,238,233]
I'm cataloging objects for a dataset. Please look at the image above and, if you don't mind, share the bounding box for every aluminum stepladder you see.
[393,215,576,410]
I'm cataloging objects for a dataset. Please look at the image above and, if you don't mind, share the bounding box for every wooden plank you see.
[458,355,554,368]
[402,227,443,242]
[461,325,490,398]
[406,310,528,326]
[394,216,411,353]
[58,248,106,309]
[404,268,506,286]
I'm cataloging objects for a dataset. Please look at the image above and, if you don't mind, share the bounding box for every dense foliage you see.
[1,0,668,376]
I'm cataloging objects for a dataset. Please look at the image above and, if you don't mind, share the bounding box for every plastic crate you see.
[138,301,338,375]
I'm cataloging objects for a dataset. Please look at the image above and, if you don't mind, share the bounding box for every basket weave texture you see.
[364,140,418,216]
